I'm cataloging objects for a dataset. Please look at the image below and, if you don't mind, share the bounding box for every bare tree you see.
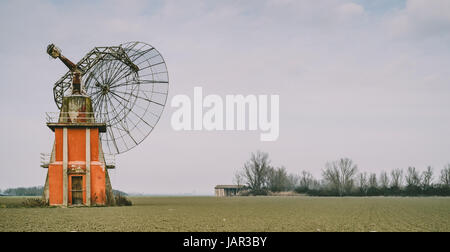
[340,159,358,194]
[298,170,314,191]
[405,166,421,187]
[322,158,358,196]
[267,166,290,192]
[323,163,341,195]
[233,170,245,188]
[379,171,389,189]
[421,166,433,190]
[243,151,271,194]
[287,174,299,191]
[357,172,368,195]
[440,164,450,187]
[369,173,378,188]
[391,168,403,189]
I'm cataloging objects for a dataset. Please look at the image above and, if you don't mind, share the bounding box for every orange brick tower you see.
[43,44,114,206]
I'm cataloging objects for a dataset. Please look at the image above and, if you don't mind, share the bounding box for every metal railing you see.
[40,153,51,168]
[104,154,116,169]
[40,152,115,169]
[45,112,106,124]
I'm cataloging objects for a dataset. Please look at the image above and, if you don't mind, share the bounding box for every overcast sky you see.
[1,0,450,195]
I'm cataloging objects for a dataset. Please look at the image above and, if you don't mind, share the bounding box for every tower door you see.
[71,176,83,205]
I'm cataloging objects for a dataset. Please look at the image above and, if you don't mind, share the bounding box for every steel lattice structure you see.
[52,45,139,108]
[51,42,169,155]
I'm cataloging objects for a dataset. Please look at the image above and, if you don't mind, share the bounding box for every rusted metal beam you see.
[49,44,140,108]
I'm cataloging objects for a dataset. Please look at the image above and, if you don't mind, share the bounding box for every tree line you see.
[233,151,450,196]
[0,186,44,196]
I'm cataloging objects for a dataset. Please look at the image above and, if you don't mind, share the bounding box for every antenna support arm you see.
[47,44,82,95]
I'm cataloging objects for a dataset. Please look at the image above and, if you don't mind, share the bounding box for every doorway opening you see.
[71,176,83,205]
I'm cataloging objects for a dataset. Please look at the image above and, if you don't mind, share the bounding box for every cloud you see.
[386,0,450,39]
[337,2,365,17]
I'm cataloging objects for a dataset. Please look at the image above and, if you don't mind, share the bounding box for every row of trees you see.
[0,186,44,196]
[234,151,450,196]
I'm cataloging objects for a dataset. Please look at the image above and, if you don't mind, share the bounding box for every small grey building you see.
[214,185,244,197]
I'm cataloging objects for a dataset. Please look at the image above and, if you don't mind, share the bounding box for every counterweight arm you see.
[47,44,82,95]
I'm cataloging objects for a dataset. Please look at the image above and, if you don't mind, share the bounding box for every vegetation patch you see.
[114,194,132,206]
[22,198,48,208]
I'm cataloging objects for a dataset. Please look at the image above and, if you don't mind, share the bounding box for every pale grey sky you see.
[1,0,450,195]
